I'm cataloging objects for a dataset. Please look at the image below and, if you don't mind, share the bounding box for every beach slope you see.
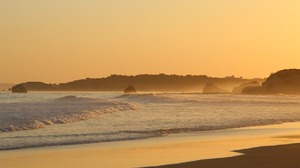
[145,142,300,168]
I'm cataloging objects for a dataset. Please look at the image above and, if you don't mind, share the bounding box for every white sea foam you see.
[115,93,201,103]
[0,95,136,132]
[2,93,300,150]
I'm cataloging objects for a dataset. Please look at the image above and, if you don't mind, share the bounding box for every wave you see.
[0,96,136,132]
[3,93,300,150]
[2,118,299,151]
[114,93,300,106]
[114,93,200,103]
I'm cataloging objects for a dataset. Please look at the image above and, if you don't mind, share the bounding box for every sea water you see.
[1,92,300,150]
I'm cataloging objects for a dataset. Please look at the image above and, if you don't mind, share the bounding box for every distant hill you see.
[15,74,264,92]
[242,69,300,94]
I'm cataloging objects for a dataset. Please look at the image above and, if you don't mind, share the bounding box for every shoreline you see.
[145,142,300,168]
[1,122,300,168]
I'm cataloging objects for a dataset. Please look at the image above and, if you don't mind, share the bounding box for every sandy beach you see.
[2,0,300,167]
[1,122,300,168]
[146,143,300,168]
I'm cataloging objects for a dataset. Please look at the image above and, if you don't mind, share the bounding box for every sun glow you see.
[1,0,300,83]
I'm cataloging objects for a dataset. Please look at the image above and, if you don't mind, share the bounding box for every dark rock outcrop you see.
[202,83,229,94]
[12,84,27,93]
[242,69,300,94]
[242,86,266,94]
[124,86,137,94]
[21,82,56,91]
[232,81,260,94]
[262,69,300,94]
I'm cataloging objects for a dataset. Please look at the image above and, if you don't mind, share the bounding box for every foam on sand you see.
[2,122,300,168]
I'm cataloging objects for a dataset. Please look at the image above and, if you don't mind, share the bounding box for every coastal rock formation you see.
[232,81,260,94]
[202,83,229,94]
[21,82,56,91]
[242,69,300,94]
[124,86,137,94]
[12,84,27,93]
[242,86,266,94]
[11,74,261,92]
[262,69,300,94]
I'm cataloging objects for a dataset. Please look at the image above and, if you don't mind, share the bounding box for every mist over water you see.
[1,92,300,150]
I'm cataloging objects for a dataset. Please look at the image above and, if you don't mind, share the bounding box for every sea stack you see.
[12,84,28,93]
[202,83,229,94]
[232,81,260,94]
[124,85,137,94]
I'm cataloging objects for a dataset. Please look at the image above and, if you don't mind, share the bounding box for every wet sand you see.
[1,123,300,168]
[145,142,300,168]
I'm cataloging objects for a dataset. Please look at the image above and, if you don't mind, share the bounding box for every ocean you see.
[1,92,300,150]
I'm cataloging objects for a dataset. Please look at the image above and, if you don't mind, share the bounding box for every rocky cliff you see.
[242,69,300,94]
[12,84,27,93]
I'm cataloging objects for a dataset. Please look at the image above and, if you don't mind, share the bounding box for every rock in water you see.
[12,84,27,93]
[232,81,260,94]
[202,83,229,94]
[124,86,137,94]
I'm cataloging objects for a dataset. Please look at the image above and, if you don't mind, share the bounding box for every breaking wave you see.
[115,93,300,105]
[0,95,136,132]
[114,93,200,103]
[2,93,300,151]
[2,119,299,151]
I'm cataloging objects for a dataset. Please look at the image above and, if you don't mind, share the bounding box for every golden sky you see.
[1,0,300,83]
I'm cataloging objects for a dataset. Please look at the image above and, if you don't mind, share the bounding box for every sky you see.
[1,0,300,83]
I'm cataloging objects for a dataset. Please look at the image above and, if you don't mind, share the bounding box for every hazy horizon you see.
[1,0,300,83]
[1,72,267,85]
[0,73,267,85]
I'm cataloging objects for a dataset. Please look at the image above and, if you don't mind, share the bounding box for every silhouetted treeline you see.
[17,74,264,92]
